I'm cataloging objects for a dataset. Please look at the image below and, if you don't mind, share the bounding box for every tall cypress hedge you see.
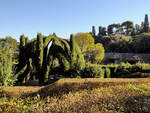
[36,33,44,83]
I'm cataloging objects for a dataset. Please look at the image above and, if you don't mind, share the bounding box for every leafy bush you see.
[120,62,132,68]
[81,63,104,78]
[86,43,105,63]
[105,67,111,78]
[0,46,17,86]
[74,33,105,63]
[135,62,150,71]
[102,62,150,78]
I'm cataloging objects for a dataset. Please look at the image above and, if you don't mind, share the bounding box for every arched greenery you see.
[16,33,86,84]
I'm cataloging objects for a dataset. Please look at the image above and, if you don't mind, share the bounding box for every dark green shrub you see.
[81,63,104,78]
[128,65,142,73]
[105,68,111,78]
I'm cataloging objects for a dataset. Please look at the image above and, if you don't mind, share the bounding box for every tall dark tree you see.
[143,14,149,32]
[92,26,96,36]
[107,24,121,35]
[121,21,134,35]
[17,35,30,83]
[107,25,113,35]
[25,37,29,45]
[18,35,26,66]
[36,33,44,83]
[19,35,26,49]
[98,26,106,36]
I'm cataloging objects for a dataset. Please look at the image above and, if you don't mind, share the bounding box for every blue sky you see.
[0,0,150,40]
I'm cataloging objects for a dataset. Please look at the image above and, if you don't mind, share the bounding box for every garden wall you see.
[102,53,150,64]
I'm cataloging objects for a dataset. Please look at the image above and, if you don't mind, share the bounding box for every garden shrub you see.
[135,62,150,71]
[128,65,142,73]
[0,46,16,86]
[81,63,104,78]
[102,62,150,78]
[120,62,132,68]
[105,67,111,78]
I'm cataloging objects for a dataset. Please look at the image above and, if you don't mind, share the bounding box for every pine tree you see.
[143,14,149,32]
[92,26,96,36]
[70,34,76,66]
[19,34,26,49]
[107,25,113,35]
[98,26,106,36]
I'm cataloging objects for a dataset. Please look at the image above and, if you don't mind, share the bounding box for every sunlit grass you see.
[0,78,150,113]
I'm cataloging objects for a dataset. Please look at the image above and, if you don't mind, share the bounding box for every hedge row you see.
[78,62,150,78]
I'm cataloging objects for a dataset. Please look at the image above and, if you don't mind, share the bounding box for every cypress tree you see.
[19,34,26,49]
[18,35,26,71]
[57,53,70,72]
[98,26,103,36]
[36,33,44,68]
[44,54,53,83]
[70,34,85,76]
[70,34,76,67]
[36,33,44,83]
[43,38,55,83]
[25,37,29,45]
[143,14,149,32]
[61,39,71,57]
[75,44,85,70]
[92,26,96,37]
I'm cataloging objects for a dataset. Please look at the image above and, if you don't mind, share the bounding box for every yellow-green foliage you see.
[135,62,150,70]
[105,67,111,78]
[87,43,105,63]
[135,32,150,38]
[120,62,132,68]
[74,32,105,63]
[61,39,71,56]
[102,62,150,78]
[70,34,85,74]
[57,53,70,71]
[74,33,95,53]
[44,34,56,47]
[0,46,16,86]
[121,35,132,42]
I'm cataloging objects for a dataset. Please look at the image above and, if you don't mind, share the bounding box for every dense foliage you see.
[15,33,88,84]
[0,45,16,86]
[94,14,150,53]
[74,33,105,63]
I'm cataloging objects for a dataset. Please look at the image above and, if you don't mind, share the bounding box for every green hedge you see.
[81,63,104,78]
